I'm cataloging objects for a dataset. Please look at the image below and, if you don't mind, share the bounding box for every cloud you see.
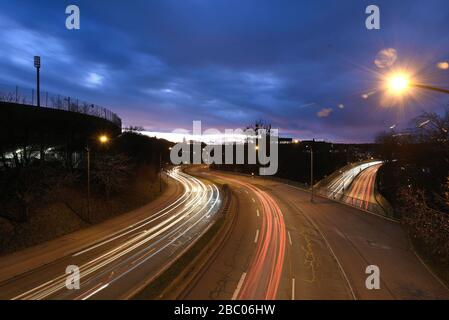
[2,0,449,143]
[298,102,316,109]
[317,108,333,118]
[85,72,104,88]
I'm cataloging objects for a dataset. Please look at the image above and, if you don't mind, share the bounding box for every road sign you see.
[34,56,41,68]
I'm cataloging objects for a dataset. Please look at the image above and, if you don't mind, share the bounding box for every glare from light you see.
[386,72,411,96]
[99,135,109,144]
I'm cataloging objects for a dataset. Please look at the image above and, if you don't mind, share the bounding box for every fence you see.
[317,188,390,217]
[0,84,122,128]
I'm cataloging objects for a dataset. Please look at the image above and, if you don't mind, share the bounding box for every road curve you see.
[345,163,382,210]
[183,168,449,300]
[0,168,221,300]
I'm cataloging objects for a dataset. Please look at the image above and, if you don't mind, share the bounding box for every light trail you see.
[215,175,286,300]
[9,167,221,300]
[324,161,383,211]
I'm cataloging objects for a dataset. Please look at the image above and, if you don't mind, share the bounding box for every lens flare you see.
[386,73,410,95]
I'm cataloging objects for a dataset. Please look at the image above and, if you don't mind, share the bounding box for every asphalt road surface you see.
[183,168,449,300]
[0,168,221,300]
[322,160,384,212]
[345,163,382,210]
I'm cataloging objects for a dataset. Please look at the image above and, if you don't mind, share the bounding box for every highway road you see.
[325,161,382,196]
[0,168,221,300]
[345,163,382,211]
[322,161,384,212]
[182,168,449,300]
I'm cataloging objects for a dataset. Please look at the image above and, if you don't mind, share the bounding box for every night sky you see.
[1,0,449,142]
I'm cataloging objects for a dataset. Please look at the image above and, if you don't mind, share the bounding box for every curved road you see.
[0,168,221,300]
[183,168,449,300]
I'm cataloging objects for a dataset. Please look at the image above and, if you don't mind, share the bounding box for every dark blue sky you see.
[1,0,449,142]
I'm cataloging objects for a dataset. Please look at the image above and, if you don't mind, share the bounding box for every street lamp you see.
[34,56,41,107]
[385,71,449,96]
[306,144,314,203]
[86,134,110,219]
[99,135,109,144]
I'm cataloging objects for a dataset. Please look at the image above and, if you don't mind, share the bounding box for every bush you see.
[398,187,449,265]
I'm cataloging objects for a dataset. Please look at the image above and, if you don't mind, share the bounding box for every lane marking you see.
[256,209,260,217]
[232,272,247,300]
[288,231,293,246]
[80,283,109,300]
[254,229,260,243]
[294,204,357,300]
[252,198,256,203]
[291,278,296,300]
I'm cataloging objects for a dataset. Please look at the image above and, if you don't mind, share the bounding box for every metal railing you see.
[317,188,389,217]
[0,84,122,128]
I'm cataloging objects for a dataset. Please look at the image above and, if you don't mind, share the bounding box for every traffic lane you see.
[66,176,220,300]
[346,164,380,207]
[192,170,351,300]
[90,185,221,300]
[268,187,353,300]
[0,172,194,299]
[87,174,221,300]
[182,174,262,300]
[326,161,382,196]
[0,172,184,284]
[213,173,353,300]
[0,170,221,300]
[183,170,287,300]
[260,180,449,300]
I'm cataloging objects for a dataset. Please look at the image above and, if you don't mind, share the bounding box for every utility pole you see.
[34,56,41,107]
[310,146,314,202]
[86,145,91,219]
[159,153,162,192]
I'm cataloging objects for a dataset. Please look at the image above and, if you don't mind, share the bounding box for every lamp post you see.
[159,153,162,193]
[86,145,91,218]
[34,56,41,107]
[86,135,110,220]
[385,72,449,96]
[307,144,314,202]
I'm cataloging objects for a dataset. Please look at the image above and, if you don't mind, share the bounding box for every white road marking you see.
[232,272,247,300]
[288,231,293,246]
[252,198,256,203]
[254,229,260,243]
[291,278,296,300]
[81,283,109,300]
[256,209,260,217]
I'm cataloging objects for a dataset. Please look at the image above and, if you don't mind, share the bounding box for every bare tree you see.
[91,153,131,199]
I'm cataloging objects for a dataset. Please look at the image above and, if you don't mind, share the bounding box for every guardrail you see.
[210,167,395,218]
[317,188,390,217]
[0,84,121,128]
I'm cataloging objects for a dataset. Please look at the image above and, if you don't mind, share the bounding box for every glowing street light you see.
[99,135,109,144]
[386,73,410,95]
[384,70,449,96]
[86,134,110,219]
